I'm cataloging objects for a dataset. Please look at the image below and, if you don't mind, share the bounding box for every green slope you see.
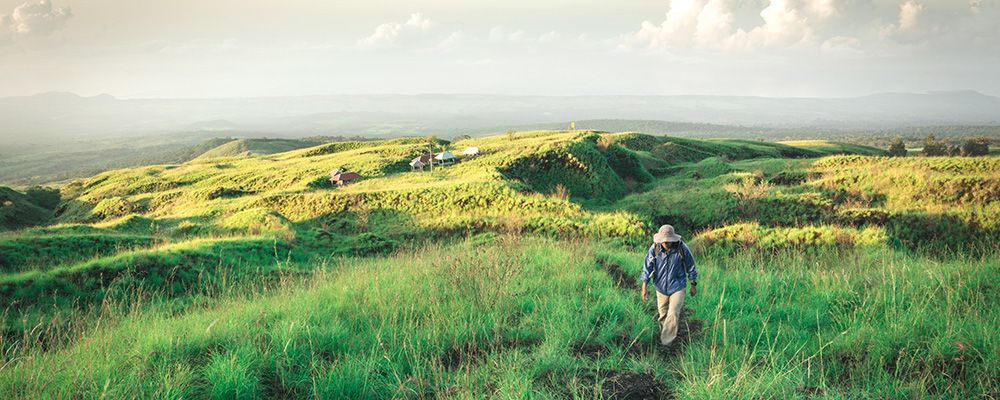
[0,187,53,231]
[778,139,887,156]
[193,138,322,160]
[0,129,997,399]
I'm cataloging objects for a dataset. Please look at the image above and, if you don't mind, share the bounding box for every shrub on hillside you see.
[693,223,887,253]
[887,138,907,157]
[961,137,990,157]
[922,135,949,157]
[724,173,772,215]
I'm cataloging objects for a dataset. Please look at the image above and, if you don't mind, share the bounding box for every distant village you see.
[329,146,480,186]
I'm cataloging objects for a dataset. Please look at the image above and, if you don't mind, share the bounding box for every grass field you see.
[0,130,996,398]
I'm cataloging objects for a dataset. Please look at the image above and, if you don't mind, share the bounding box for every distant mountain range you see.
[2,91,999,146]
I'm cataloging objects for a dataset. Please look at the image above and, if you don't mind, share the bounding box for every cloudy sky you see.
[0,0,997,98]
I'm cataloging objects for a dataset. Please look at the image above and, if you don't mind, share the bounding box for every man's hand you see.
[641,284,649,302]
[689,284,697,297]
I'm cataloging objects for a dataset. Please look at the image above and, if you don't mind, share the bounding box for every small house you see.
[435,151,457,165]
[462,147,480,157]
[330,168,362,186]
[410,154,434,171]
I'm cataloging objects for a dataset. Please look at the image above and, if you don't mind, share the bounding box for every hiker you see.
[640,224,698,346]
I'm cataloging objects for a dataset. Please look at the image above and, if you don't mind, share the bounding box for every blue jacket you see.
[641,242,698,295]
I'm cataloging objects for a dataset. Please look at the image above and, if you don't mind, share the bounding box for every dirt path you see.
[591,256,706,400]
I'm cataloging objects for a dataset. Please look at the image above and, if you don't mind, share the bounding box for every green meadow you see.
[0,130,997,398]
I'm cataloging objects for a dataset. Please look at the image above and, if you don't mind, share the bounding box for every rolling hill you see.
[192,138,324,160]
[0,130,996,399]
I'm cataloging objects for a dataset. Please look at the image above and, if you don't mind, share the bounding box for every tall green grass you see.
[2,237,994,398]
[1,130,995,398]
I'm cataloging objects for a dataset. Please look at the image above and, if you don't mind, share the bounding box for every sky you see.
[0,0,997,98]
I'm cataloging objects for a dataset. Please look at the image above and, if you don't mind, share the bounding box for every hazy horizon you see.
[9,89,1000,101]
[2,0,998,99]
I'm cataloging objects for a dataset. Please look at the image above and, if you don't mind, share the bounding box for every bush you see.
[693,223,888,253]
[922,135,948,157]
[961,137,990,157]
[887,138,907,157]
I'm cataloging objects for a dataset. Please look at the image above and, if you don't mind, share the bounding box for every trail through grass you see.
[2,237,995,398]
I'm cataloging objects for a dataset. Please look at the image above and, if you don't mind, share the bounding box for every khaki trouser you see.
[656,290,685,346]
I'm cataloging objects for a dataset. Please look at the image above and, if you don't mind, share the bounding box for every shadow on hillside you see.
[291,208,419,256]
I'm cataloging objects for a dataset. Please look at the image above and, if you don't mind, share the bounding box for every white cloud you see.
[898,0,923,33]
[807,0,838,19]
[820,35,861,55]
[878,0,929,41]
[538,31,560,43]
[489,26,525,43]
[621,0,813,53]
[746,0,813,48]
[1,0,71,44]
[695,0,735,43]
[431,31,463,53]
[358,13,434,49]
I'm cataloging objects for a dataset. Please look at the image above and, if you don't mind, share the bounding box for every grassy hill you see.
[0,186,57,231]
[193,138,323,160]
[0,130,996,398]
[778,140,887,156]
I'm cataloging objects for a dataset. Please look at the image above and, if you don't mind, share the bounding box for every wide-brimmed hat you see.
[653,224,682,243]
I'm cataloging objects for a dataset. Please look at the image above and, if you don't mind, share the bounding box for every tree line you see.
[888,135,992,157]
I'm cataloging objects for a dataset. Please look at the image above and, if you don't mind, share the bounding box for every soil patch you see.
[440,337,540,369]
[601,371,667,400]
[570,341,609,358]
[597,257,637,290]
[537,368,669,400]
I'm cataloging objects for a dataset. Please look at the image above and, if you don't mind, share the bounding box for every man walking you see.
[641,225,698,346]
